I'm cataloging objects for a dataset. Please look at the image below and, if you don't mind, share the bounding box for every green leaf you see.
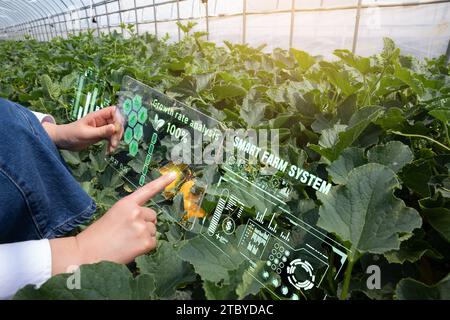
[317,124,348,149]
[336,94,357,124]
[130,274,156,300]
[14,262,149,300]
[236,263,266,299]
[203,262,265,300]
[60,73,78,92]
[212,84,246,100]
[89,149,108,173]
[384,232,443,264]
[334,49,371,75]
[423,208,450,243]
[327,147,366,184]
[374,107,405,131]
[367,141,414,173]
[319,61,359,96]
[394,65,424,97]
[178,234,245,284]
[239,101,266,127]
[429,109,450,124]
[60,150,81,166]
[396,274,450,300]
[381,37,400,63]
[289,48,316,72]
[136,241,196,299]
[40,74,61,100]
[194,73,215,92]
[310,106,382,161]
[202,265,243,300]
[401,161,432,197]
[318,163,422,256]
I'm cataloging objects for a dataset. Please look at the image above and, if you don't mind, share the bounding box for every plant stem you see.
[389,130,450,151]
[443,123,450,147]
[340,258,355,300]
[362,63,387,106]
[340,251,360,300]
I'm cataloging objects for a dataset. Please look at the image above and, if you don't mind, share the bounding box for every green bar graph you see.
[72,75,85,119]
[72,69,107,120]
[89,87,98,113]
[83,92,91,118]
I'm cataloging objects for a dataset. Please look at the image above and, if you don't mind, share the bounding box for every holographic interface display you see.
[71,68,111,120]
[107,76,350,300]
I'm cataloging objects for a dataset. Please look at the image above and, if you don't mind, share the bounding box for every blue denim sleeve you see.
[0,98,96,243]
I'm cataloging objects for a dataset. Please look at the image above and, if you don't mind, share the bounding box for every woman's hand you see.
[49,172,177,275]
[43,106,124,153]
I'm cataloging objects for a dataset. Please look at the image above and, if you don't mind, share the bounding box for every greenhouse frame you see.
[1,0,450,59]
[0,0,449,303]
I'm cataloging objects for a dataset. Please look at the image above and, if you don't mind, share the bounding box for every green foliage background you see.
[0,24,449,300]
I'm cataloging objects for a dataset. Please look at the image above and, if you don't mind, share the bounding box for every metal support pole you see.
[55,15,63,37]
[352,0,362,54]
[31,22,36,40]
[105,2,112,34]
[85,7,91,32]
[445,39,450,63]
[289,0,295,48]
[242,0,247,44]
[176,0,181,41]
[133,0,140,34]
[30,21,38,40]
[153,0,158,37]
[44,20,51,41]
[117,0,124,32]
[63,12,70,38]
[41,22,47,41]
[46,16,55,40]
[35,21,42,41]
[205,0,209,41]
[94,6,101,36]
[21,23,26,39]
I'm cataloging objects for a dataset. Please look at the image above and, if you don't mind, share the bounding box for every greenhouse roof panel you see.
[0,0,108,27]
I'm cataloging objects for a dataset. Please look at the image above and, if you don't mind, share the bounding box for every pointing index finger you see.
[127,172,177,205]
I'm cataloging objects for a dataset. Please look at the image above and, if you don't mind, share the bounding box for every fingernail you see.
[114,121,121,133]
[167,171,178,180]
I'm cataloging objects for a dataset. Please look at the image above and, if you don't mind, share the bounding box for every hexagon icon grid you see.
[133,123,143,140]
[138,107,148,124]
[124,127,133,144]
[121,95,146,157]
[133,95,142,111]
[128,111,138,128]
[123,98,132,115]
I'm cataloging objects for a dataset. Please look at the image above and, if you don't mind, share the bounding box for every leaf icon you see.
[152,113,165,131]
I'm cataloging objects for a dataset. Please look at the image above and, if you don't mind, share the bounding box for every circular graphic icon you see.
[221,217,235,235]
[286,258,316,291]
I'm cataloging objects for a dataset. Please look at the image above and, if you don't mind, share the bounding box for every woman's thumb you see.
[93,123,116,139]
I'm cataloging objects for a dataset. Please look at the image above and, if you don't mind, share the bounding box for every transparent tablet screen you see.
[107,76,350,300]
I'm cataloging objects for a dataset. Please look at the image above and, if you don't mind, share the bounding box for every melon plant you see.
[0,24,449,300]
